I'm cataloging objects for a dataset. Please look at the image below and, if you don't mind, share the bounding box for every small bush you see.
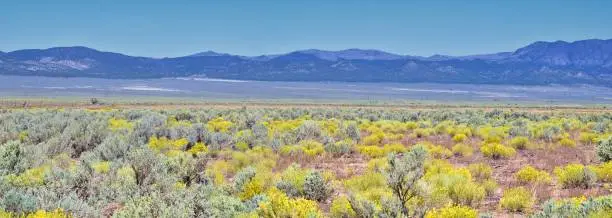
[531,195,612,218]
[480,178,498,196]
[515,165,552,185]
[303,171,332,202]
[413,128,432,138]
[325,139,352,157]
[448,181,486,206]
[363,132,385,146]
[257,188,323,218]
[428,145,453,159]
[425,205,478,218]
[559,137,576,148]
[554,164,597,188]
[596,136,612,162]
[330,196,356,218]
[91,161,111,174]
[383,143,407,154]
[367,157,389,172]
[301,140,325,157]
[589,161,612,182]
[480,143,516,159]
[357,146,385,158]
[509,136,529,150]
[499,187,534,212]
[468,163,492,181]
[451,143,473,157]
[579,132,598,144]
[344,172,391,205]
[452,134,468,142]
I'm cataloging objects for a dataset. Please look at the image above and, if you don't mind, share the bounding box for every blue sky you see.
[1,0,611,57]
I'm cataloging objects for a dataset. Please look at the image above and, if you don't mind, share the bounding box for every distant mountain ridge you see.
[1,39,611,86]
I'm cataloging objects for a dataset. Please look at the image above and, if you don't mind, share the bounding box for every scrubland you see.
[0,106,611,217]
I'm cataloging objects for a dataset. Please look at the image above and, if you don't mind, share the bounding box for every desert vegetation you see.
[0,107,611,217]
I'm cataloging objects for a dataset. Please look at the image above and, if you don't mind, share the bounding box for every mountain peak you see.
[294,48,405,61]
[189,50,230,57]
[512,38,612,66]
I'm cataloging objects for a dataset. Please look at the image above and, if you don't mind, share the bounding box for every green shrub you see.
[0,141,22,176]
[325,139,353,157]
[509,136,529,150]
[480,178,498,196]
[596,136,612,162]
[330,196,356,218]
[480,143,516,159]
[554,164,597,188]
[303,171,332,202]
[499,187,534,212]
[531,195,612,218]
[468,163,492,181]
[448,181,486,206]
[385,146,427,215]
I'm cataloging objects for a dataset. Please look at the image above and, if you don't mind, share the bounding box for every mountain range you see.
[1,39,611,86]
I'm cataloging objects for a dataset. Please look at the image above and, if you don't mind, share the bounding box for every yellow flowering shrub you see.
[499,187,534,212]
[148,136,189,155]
[27,209,70,218]
[344,172,392,205]
[579,132,598,144]
[480,143,516,159]
[7,165,50,187]
[452,133,467,142]
[451,143,473,157]
[207,160,232,185]
[301,140,324,157]
[330,196,356,218]
[480,178,498,196]
[367,157,389,172]
[428,145,453,159]
[559,137,576,148]
[363,132,385,146]
[108,118,133,131]
[207,117,233,132]
[280,164,310,193]
[382,143,407,154]
[468,163,492,181]
[257,188,323,218]
[554,163,596,188]
[589,161,612,182]
[425,205,478,218]
[187,142,208,156]
[515,165,551,185]
[91,161,111,174]
[509,136,529,150]
[425,160,485,206]
[413,128,433,138]
[357,145,385,158]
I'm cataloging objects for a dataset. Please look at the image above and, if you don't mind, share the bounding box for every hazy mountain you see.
[188,51,231,57]
[1,39,611,86]
[293,49,408,61]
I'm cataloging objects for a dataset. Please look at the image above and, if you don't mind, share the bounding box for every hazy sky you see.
[1,0,611,57]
